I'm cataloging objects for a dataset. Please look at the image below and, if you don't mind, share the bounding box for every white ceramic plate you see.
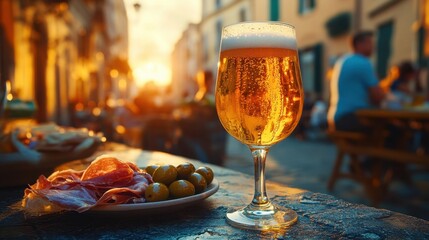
[90,178,219,213]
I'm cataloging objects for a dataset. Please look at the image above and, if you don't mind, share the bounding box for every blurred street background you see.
[1,0,429,222]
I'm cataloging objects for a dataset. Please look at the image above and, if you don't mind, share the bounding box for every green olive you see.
[145,183,169,202]
[168,180,195,198]
[145,164,160,176]
[188,172,207,193]
[176,162,196,179]
[195,167,214,185]
[152,165,178,185]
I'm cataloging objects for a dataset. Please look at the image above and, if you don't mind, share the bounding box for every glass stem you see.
[250,146,270,206]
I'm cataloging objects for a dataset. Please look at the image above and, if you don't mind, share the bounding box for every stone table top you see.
[1,147,428,239]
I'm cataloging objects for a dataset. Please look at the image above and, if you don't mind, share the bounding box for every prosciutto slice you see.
[81,157,135,186]
[22,156,152,215]
[96,172,150,205]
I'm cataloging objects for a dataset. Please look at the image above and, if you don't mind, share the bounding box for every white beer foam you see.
[222,34,297,51]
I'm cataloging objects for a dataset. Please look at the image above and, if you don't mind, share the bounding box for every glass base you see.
[226,203,298,230]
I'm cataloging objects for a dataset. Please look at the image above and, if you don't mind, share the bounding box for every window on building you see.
[418,0,429,68]
[299,0,316,15]
[270,0,279,21]
[299,43,323,94]
[216,0,221,9]
[376,21,393,79]
[239,8,247,22]
[418,25,429,69]
[216,20,223,52]
[301,51,315,92]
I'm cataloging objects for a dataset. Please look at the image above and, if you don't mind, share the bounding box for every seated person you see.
[383,61,416,109]
[390,61,416,93]
[327,31,385,132]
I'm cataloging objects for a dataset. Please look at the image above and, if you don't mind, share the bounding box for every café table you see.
[1,143,428,239]
[328,108,429,205]
[356,108,429,163]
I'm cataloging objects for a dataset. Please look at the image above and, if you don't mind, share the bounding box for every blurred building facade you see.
[0,0,130,125]
[171,0,253,102]
[171,0,427,102]
[360,0,421,83]
[171,23,201,102]
[199,0,252,79]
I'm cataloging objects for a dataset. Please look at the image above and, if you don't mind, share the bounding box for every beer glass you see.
[215,22,303,230]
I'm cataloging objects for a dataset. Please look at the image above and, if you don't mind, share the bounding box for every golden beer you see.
[217,22,301,230]
[216,47,303,146]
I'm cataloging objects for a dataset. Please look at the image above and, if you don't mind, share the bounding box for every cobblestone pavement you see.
[223,134,429,221]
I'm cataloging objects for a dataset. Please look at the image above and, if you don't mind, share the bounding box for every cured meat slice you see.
[81,157,135,187]
[126,161,143,173]
[30,175,53,190]
[30,185,98,213]
[96,172,151,205]
[96,188,142,205]
[22,156,152,215]
[22,175,97,215]
[47,169,84,188]
[48,169,84,182]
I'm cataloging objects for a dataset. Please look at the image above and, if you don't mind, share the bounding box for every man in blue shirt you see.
[327,31,385,131]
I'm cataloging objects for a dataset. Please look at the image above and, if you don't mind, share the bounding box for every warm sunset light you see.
[123,0,201,88]
[132,62,172,87]
[109,69,119,78]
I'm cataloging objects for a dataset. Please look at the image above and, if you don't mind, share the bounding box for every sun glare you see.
[132,63,172,88]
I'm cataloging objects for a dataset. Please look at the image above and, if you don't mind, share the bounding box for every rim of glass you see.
[223,21,295,30]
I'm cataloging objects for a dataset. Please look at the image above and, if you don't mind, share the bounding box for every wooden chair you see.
[327,130,393,206]
[327,131,365,190]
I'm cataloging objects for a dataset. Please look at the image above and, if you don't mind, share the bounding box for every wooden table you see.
[357,108,429,120]
[356,108,429,163]
[328,108,429,205]
[1,145,429,239]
